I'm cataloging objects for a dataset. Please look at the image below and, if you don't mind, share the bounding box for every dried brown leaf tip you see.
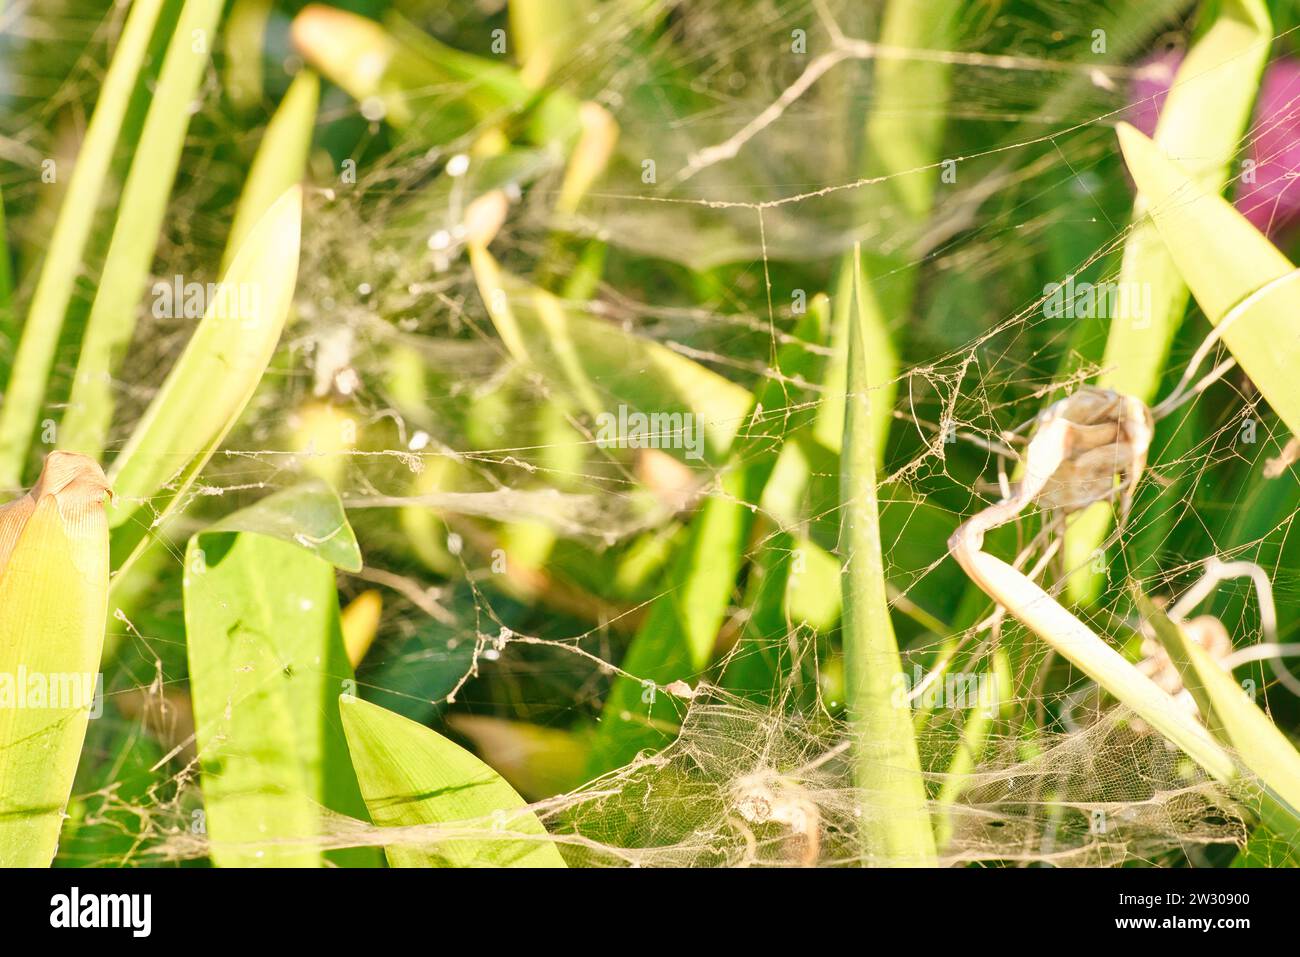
[0,452,111,578]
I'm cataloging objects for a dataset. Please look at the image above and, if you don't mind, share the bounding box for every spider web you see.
[3,0,1298,867]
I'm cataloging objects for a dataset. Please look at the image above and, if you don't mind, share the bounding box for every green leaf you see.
[587,287,829,772]
[55,0,224,463]
[470,245,755,465]
[1138,593,1300,826]
[185,485,378,867]
[1068,0,1270,605]
[221,70,319,272]
[0,0,167,489]
[107,185,303,573]
[840,247,936,866]
[290,6,578,148]
[339,695,566,867]
[1101,0,1269,400]
[0,453,111,866]
[1116,122,1300,438]
[205,478,361,572]
[224,0,273,111]
[862,0,962,220]
[0,184,13,380]
[815,257,898,460]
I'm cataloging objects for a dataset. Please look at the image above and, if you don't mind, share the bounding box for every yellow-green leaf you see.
[107,186,303,572]
[841,247,936,866]
[1116,122,1300,437]
[340,695,566,867]
[0,452,110,866]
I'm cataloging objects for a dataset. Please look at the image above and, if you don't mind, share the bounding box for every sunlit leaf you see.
[340,695,566,867]
[0,453,110,866]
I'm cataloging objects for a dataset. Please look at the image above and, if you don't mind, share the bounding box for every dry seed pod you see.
[1034,388,1153,514]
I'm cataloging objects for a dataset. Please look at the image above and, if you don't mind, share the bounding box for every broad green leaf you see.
[56,0,224,463]
[185,485,378,867]
[1117,123,1300,438]
[840,248,935,866]
[0,453,110,866]
[1069,0,1270,604]
[0,0,166,489]
[107,186,303,572]
[340,695,566,867]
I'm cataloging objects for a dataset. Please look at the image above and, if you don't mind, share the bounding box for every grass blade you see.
[0,452,110,865]
[586,285,829,772]
[185,482,377,867]
[0,0,166,489]
[106,185,302,571]
[840,247,936,866]
[0,184,13,378]
[961,544,1236,783]
[340,695,566,867]
[58,0,226,462]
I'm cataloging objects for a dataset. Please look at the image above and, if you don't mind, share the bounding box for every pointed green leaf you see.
[0,0,167,489]
[841,247,936,866]
[206,478,361,572]
[0,453,110,866]
[56,0,224,463]
[222,70,319,272]
[1101,0,1269,400]
[340,695,566,868]
[1069,0,1270,605]
[1117,122,1300,437]
[1139,593,1300,824]
[107,186,303,572]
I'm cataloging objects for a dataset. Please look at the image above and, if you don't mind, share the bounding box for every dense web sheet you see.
[4,0,1300,867]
